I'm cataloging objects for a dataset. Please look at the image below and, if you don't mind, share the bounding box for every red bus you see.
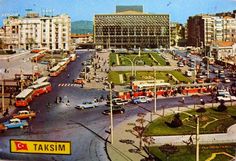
[33,76,49,85]
[58,61,67,71]
[28,82,52,97]
[49,65,61,77]
[15,89,34,107]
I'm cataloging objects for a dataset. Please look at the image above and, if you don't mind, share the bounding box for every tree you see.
[165,113,183,128]
[159,144,178,161]
[216,100,227,112]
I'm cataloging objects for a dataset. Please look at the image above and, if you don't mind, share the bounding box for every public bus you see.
[15,89,34,107]
[32,76,49,85]
[31,50,46,62]
[61,58,71,65]
[70,54,77,61]
[117,82,217,100]
[58,61,67,71]
[28,82,52,97]
[49,65,61,77]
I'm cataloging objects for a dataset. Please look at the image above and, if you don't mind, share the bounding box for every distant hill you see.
[71,20,93,34]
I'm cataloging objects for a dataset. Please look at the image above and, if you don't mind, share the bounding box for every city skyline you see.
[0,0,235,26]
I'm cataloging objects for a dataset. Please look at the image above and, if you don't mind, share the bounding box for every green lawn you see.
[109,53,117,66]
[111,53,166,66]
[107,71,192,85]
[149,144,236,161]
[150,53,167,66]
[144,106,236,136]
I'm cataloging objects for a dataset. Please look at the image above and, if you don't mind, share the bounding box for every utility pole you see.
[154,68,157,113]
[207,57,210,79]
[109,82,114,144]
[1,79,4,112]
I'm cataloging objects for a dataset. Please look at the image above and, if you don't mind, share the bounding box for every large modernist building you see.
[94,6,170,49]
[2,12,71,50]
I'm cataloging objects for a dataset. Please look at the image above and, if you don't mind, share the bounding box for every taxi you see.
[74,77,85,84]
[12,110,36,119]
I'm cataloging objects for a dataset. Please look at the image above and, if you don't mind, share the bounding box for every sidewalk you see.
[107,102,236,161]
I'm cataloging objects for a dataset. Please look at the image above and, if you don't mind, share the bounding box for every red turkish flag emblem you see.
[14,141,28,151]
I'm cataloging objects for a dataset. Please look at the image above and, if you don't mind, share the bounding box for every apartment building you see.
[2,16,20,49]
[170,22,185,47]
[2,12,71,50]
[187,13,236,47]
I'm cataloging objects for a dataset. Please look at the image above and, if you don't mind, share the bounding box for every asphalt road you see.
[0,50,228,161]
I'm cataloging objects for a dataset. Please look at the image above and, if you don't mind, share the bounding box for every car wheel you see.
[20,126,23,129]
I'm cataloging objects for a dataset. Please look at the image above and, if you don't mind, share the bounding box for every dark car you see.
[102,106,125,115]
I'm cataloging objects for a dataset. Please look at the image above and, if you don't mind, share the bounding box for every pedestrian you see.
[59,96,62,103]
[200,98,205,106]
[182,97,185,103]
[27,105,31,111]
[3,108,9,117]
[66,100,70,106]
[67,74,70,78]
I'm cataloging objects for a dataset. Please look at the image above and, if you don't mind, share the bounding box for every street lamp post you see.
[108,82,114,144]
[1,78,4,112]
[196,115,200,161]
[176,111,199,161]
[122,57,134,76]
[154,68,157,113]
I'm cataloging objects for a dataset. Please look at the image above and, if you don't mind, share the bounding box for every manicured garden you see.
[144,106,236,136]
[108,71,192,85]
[148,143,236,161]
[109,53,167,66]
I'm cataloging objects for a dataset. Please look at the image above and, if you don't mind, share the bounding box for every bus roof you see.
[28,82,51,89]
[138,83,170,88]
[16,89,33,98]
[33,76,49,84]
[58,61,67,66]
[62,58,70,62]
[50,65,61,72]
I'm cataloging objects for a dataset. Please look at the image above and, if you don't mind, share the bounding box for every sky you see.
[0,0,235,26]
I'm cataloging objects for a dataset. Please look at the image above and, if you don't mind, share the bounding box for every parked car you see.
[12,110,36,119]
[224,78,231,83]
[102,106,125,115]
[213,77,220,83]
[219,73,226,79]
[3,118,28,129]
[75,101,98,109]
[217,91,236,102]
[0,124,6,133]
[132,96,152,104]
[196,78,204,84]
[213,69,219,74]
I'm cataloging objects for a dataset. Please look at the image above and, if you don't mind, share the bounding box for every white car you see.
[75,101,98,109]
[224,78,231,83]
[217,92,236,102]
[132,96,153,104]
